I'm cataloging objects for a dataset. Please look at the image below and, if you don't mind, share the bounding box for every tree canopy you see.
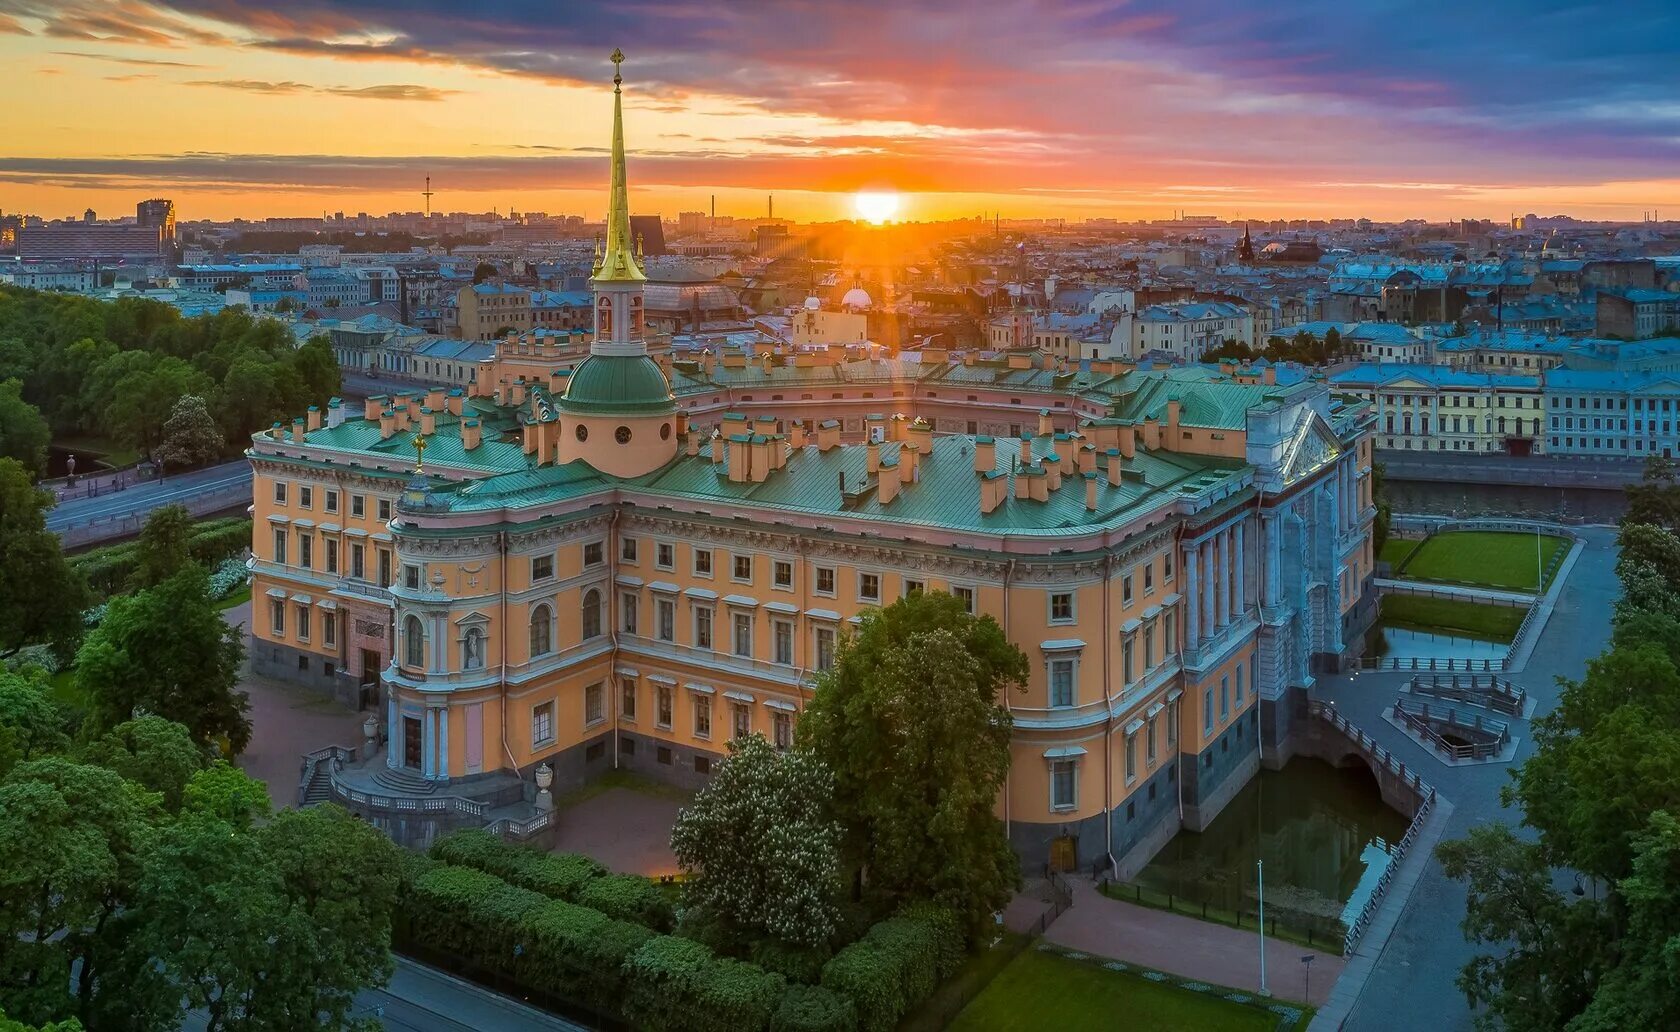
[799,590,1026,935]
[0,460,90,664]
[155,394,224,471]
[0,379,48,479]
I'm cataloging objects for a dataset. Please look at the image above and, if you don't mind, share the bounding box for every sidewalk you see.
[1045,878,1343,1007]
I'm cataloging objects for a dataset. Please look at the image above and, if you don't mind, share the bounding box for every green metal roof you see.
[560,354,676,414]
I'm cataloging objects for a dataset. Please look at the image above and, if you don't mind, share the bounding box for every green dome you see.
[559,354,674,415]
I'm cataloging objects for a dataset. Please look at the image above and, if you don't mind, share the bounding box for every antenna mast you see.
[422,176,434,217]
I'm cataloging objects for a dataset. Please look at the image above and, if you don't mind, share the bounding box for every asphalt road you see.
[45,461,252,533]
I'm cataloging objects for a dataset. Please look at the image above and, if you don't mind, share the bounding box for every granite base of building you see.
[1260,684,1310,770]
[250,638,373,710]
[608,727,727,793]
[1182,712,1262,831]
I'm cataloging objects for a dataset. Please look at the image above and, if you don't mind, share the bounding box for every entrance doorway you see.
[402,717,422,770]
[359,649,381,710]
[1050,835,1077,873]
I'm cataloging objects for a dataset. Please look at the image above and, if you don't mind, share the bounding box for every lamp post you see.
[1301,954,1315,1004]
[1258,858,1269,996]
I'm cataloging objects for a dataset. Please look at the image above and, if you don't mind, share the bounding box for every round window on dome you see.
[575,424,588,442]
[660,423,672,440]
[615,426,632,445]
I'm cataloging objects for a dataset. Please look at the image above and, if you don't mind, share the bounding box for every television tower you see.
[422,176,434,217]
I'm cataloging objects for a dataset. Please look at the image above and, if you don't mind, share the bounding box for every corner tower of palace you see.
[556,48,680,478]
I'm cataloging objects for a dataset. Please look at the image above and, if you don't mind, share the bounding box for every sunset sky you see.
[4,1,1680,224]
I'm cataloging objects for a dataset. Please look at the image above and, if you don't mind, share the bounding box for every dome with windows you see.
[559,354,674,415]
[841,285,872,309]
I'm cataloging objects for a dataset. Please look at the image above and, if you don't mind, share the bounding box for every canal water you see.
[1365,623,1509,663]
[1133,757,1409,939]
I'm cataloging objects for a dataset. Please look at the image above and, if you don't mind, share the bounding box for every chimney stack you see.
[1077,444,1096,475]
[364,395,386,422]
[1142,417,1161,451]
[877,457,900,504]
[710,430,724,464]
[790,422,807,449]
[1018,436,1032,465]
[327,397,345,429]
[910,418,933,454]
[817,420,840,452]
[1029,464,1049,502]
[426,387,445,411]
[1038,408,1054,437]
[1119,423,1136,458]
[447,389,464,416]
[980,469,1007,514]
[866,439,881,475]
[306,405,322,432]
[461,418,481,450]
[420,407,436,436]
[291,418,307,444]
[521,417,537,455]
[268,421,284,441]
[1085,472,1099,511]
[687,429,701,457]
[1106,448,1122,487]
[379,410,396,440]
[974,435,996,472]
[1044,453,1062,491]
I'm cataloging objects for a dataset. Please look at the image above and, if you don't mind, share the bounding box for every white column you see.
[421,708,435,779]
[1263,512,1281,608]
[1184,545,1201,650]
[436,706,450,783]
[1200,540,1216,640]
[386,694,398,768]
[1234,521,1247,618]
[1217,530,1232,628]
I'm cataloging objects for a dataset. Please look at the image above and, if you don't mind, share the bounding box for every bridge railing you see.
[1392,697,1510,761]
[1359,655,1505,672]
[1407,673,1526,717]
[55,481,252,549]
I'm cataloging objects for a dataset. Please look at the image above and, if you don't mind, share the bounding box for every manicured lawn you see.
[900,934,1029,1032]
[53,434,141,469]
[1378,537,1422,569]
[215,583,252,611]
[949,948,1276,1032]
[1395,531,1569,592]
[1381,594,1526,643]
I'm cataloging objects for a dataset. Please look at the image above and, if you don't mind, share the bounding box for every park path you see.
[1044,878,1342,1007]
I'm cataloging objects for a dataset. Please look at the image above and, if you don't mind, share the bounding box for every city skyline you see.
[4,1,1680,223]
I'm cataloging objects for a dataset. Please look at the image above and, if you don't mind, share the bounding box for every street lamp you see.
[1301,954,1315,1004]
[1258,858,1270,996]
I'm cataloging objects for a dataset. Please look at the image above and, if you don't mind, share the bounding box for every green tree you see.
[0,380,48,479]
[128,504,195,591]
[76,716,204,813]
[671,733,842,949]
[0,1006,83,1031]
[182,760,272,829]
[1372,461,1392,556]
[472,262,498,284]
[0,758,168,1029]
[293,335,342,406]
[0,460,90,664]
[155,394,224,470]
[0,672,70,778]
[800,591,1026,935]
[1625,455,1680,532]
[74,566,250,753]
[1323,325,1344,358]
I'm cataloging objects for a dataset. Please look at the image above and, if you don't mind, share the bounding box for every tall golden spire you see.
[594,48,646,283]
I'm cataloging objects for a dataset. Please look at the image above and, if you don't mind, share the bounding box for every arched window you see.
[404,615,425,669]
[530,604,553,658]
[582,589,603,640]
[463,626,485,671]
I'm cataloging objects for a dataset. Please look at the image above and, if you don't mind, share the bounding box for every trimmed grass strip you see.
[1380,594,1525,643]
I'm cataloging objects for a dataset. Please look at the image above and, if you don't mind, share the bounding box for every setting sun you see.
[853,190,901,224]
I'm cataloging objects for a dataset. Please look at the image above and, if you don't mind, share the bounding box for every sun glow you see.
[853,190,901,224]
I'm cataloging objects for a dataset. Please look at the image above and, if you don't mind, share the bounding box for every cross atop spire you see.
[593,48,645,285]
[611,48,624,90]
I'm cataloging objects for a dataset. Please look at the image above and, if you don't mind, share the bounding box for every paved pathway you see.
[1320,525,1619,1032]
[550,786,685,876]
[1373,577,1537,605]
[47,459,251,531]
[1045,878,1344,1007]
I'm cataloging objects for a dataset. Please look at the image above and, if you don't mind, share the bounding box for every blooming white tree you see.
[670,733,841,948]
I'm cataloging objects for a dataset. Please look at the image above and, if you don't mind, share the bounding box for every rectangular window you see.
[532,702,555,746]
[1049,659,1075,707]
[620,537,638,563]
[274,481,288,505]
[859,573,880,602]
[323,610,337,648]
[297,533,313,570]
[378,499,392,523]
[695,606,714,650]
[1122,574,1134,606]
[325,538,339,575]
[1168,698,1179,747]
[1051,760,1076,809]
[1122,637,1135,684]
[351,494,365,519]
[1144,564,1155,594]
[1050,592,1074,622]
[694,548,713,577]
[904,578,925,597]
[272,528,288,565]
[616,592,637,635]
[954,586,975,613]
[350,542,365,580]
[1146,716,1158,764]
[1220,675,1230,720]
[585,683,604,725]
[694,755,711,775]
[656,541,674,570]
[270,598,285,636]
[532,555,554,581]
[732,702,751,741]
[815,627,836,671]
[656,685,673,729]
[324,489,338,514]
[733,554,752,582]
[583,541,604,568]
[295,603,310,642]
[620,678,637,721]
[773,560,793,589]
[1166,609,1177,655]
[404,564,421,590]
[816,567,836,596]
[1164,551,1175,581]
[1204,687,1214,735]
[378,548,392,588]
[773,620,794,665]
[1235,663,1245,706]
[1125,733,1137,781]
[656,598,675,642]
[773,710,793,751]
[1143,623,1155,669]
[732,612,753,657]
[694,695,712,738]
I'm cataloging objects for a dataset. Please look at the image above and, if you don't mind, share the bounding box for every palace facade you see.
[250,58,1377,873]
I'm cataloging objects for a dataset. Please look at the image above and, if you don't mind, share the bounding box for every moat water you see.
[1133,758,1409,940]
[1366,623,1510,662]
[1386,479,1624,523]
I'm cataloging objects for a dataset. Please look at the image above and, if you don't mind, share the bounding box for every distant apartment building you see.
[0,263,96,291]
[986,310,1105,362]
[1545,368,1680,459]
[1434,329,1577,373]
[454,281,532,340]
[16,222,166,261]
[1116,301,1255,361]
[1597,288,1680,340]
[135,199,176,243]
[677,211,707,235]
[1331,364,1545,456]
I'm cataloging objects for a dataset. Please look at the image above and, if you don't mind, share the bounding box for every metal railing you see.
[1407,673,1526,717]
[300,744,558,842]
[1306,700,1437,957]
[297,744,357,806]
[1392,698,1510,761]
[55,482,252,548]
[1359,654,1505,672]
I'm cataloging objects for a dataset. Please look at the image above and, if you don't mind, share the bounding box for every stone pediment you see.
[1281,408,1342,487]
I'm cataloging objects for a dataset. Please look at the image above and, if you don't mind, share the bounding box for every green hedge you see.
[576,871,674,931]
[771,984,858,1032]
[819,905,961,1032]
[623,935,787,1032]
[72,516,252,598]
[429,827,606,901]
